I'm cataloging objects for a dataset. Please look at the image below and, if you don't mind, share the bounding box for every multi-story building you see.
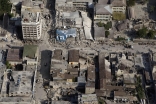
[94,0,112,22]
[94,4,112,22]
[73,0,93,11]
[21,0,43,40]
[55,0,74,11]
[111,0,126,13]
[94,0,127,22]
[55,0,93,11]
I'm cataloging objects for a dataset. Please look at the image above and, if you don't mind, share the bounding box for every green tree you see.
[135,76,145,100]
[137,26,147,38]
[149,5,155,13]
[105,31,110,38]
[104,22,112,30]
[0,0,12,20]
[6,61,12,69]
[116,37,125,41]
[127,0,135,7]
[97,22,104,27]
[147,30,155,39]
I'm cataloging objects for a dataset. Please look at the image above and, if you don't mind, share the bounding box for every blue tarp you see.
[56,28,77,41]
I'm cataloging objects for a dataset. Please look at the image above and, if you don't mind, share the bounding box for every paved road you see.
[40,50,52,80]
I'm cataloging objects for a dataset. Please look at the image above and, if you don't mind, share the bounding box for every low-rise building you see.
[111,0,126,13]
[85,65,95,94]
[94,27,105,40]
[7,49,22,65]
[56,28,77,41]
[87,65,95,82]
[23,45,38,65]
[78,94,98,104]
[1,70,34,97]
[52,49,62,61]
[62,73,78,82]
[68,50,79,67]
[59,11,82,28]
[0,97,33,104]
[51,101,71,104]
[85,82,95,94]
[8,71,33,97]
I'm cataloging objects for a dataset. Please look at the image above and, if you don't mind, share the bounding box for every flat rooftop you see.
[21,9,40,23]
[78,94,98,103]
[87,65,95,81]
[0,97,32,104]
[23,45,37,59]
[21,0,42,23]
[61,11,80,19]
[9,71,33,96]
[94,27,105,38]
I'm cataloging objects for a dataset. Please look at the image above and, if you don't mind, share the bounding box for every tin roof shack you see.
[0,97,33,104]
[66,68,79,75]
[78,94,98,104]
[7,49,22,65]
[56,28,77,41]
[52,49,62,61]
[23,45,38,65]
[51,69,63,81]
[68,50,79,68]
[113,91,128,103]
[51,68,78,82]
[94,27,105,41]
[61,73,78,82]
[85,65,95,94]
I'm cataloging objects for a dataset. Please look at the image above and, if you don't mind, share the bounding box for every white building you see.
[1,69,35,97]
[21,0,43,40]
